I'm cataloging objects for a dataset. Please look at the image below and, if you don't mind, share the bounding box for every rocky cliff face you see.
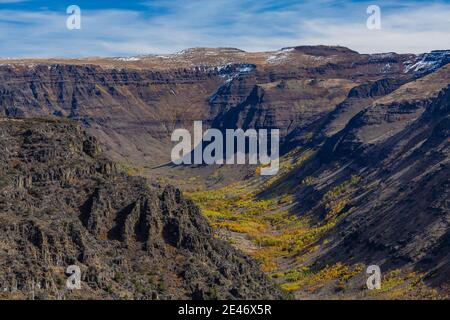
[315,78,450,274]
[0,118,284,299]
[0,46,439,166]
[263,63,450,296]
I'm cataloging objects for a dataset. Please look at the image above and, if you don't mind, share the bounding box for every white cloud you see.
[296,4,450,54]
[0,1,449,57]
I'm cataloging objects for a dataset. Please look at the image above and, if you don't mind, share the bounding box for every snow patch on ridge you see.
[267,48,295,64]
[114,56,141,62]
[404,50,450,76]
[208,63,256,103]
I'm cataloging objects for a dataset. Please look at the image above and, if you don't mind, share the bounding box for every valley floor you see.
[179,148,444,300]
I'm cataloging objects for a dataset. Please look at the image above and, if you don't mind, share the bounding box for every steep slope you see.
[0,118,284,300]
[1,46,441,169]
[259,64,450,298]
[183,61,450,299]
[314,65,450,275]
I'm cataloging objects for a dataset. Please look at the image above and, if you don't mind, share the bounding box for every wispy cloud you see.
[0,0,449,58]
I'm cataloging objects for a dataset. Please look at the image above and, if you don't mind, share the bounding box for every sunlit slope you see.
[188,64,450,299]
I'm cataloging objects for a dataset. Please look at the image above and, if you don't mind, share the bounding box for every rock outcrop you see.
[0,118,284,300]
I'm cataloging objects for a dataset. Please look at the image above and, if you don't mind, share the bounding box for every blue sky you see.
[0,0,449,57]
